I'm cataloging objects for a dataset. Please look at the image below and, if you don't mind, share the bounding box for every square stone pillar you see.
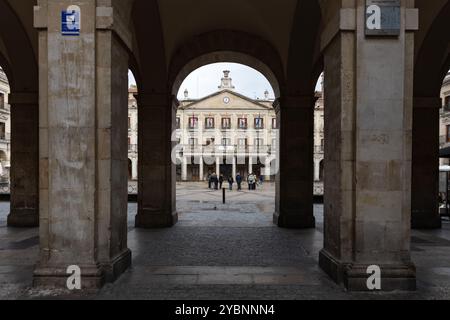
[136,93,178,228]
[33,1,132,289]
[7,92,39,228]
[274,96,315,229]
[318,4,418,291]
[411,97,442,229]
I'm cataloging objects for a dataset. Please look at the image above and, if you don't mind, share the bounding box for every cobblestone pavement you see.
[1,183,450,299]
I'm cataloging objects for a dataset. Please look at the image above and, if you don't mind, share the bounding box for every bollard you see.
[223,188,226,204]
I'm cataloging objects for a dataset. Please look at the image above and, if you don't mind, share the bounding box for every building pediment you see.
[180,90,273,112]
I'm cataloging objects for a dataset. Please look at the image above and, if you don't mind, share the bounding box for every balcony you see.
[179,145,273,156]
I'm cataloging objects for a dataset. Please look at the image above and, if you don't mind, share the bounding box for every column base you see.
[411,212,442,229]
[33,264,105,290]
[102,249,132,283]
[33,249,132,290]
[273,211,315,229]
[7,208,39,228]
[319,249,417,292]
[135,209,178,228]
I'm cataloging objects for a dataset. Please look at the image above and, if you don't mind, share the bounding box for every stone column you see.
[265,157,271,181]
[181,156,188,181]
[199,156,204,181]
[132,158,138,181]
[7,92,39,227]
[216,156,220,176]
[33,2,132,288]
[273,96,315,229]
[318,4,418,291]
[248,156,253,174]
[232,156,237,180]
[314,160,320,182]
[136,93,178,228]
[411,97,442,229]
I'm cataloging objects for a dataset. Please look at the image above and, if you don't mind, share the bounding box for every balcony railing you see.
[178,145,273,155]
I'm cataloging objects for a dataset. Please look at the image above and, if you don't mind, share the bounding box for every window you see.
[238,139,248,148]
[0,93,4,109]
[272,138,278,150]
[222,138,232,146]
[254,118,264,129]
[255,138,264,147]
[445,96,450,109]
[189,138,198,146]
[205,117,215,129]
[0,123,5,140]
[222,118,231,129]
[189,117,199,129]
[321,139,325,151]
[272,118,277,129]
[238,118,248,130]
[176,117,181,129]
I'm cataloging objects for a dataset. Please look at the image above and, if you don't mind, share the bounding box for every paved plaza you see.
[1,183,450,299]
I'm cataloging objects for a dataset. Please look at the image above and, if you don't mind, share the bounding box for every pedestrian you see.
[248,173,255,190]
[228,176,234,191]
[219,174,224,189]
[212,173,219,190]
[207,172,212,189]
[236,173,242,191]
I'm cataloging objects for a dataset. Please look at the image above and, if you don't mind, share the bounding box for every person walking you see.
[219,174,224,189]
[207,172,212,189]
[236,173,243,191]
[228,176,234,191]
[212,173,219,190]
[248,173,255,191]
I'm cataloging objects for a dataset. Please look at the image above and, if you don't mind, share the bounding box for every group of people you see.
[207,172,262,191]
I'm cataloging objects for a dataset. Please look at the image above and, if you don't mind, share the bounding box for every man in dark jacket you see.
[228,176,234,191]
[236,173,243,191]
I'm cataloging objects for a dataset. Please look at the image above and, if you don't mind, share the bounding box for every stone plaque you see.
[365,0,400,36]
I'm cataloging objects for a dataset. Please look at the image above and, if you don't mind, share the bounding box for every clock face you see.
[223,97,230,104]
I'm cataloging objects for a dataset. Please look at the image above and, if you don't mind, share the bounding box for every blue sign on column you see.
[62,5,81,36]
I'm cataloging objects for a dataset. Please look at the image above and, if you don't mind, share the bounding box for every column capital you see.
[413,96,442,109]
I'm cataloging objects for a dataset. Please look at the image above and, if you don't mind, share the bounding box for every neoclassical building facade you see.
[0,67,11,186]
[127,71,325,191]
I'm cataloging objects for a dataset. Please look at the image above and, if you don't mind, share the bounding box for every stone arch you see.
[0,0,38,92]
[411,1,450,229]
[0,0,39,228]
[414,1,450,97]
[168,30,285,98]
